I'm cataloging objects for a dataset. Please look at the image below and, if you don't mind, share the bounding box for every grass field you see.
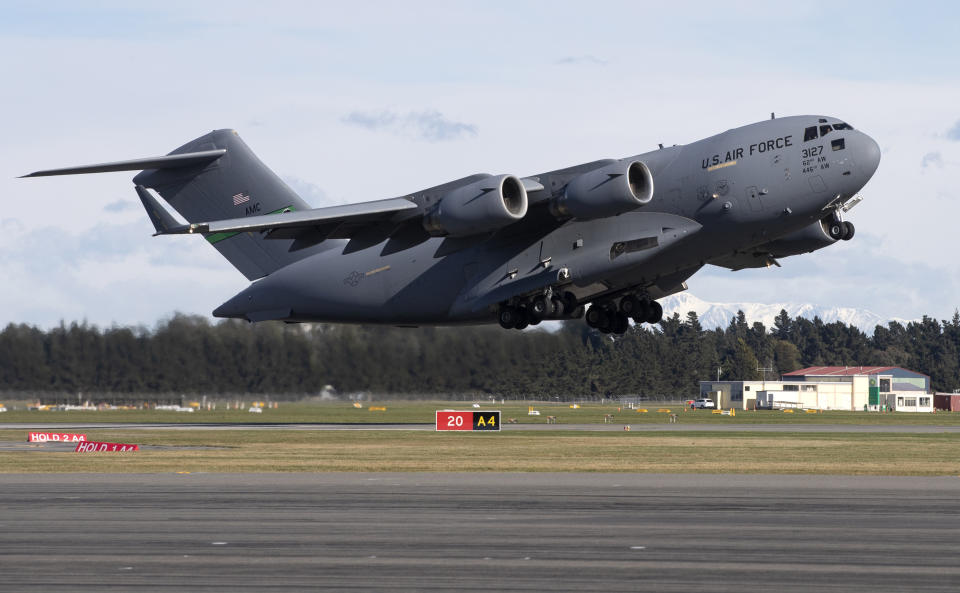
[4,401,958,475]
[2,400,960,425]
[2,428,959,476]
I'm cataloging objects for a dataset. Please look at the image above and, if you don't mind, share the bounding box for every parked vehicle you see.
[694,398,716,409]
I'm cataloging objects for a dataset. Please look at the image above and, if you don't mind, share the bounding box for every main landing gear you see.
[497,291,584,330]
[497,291,663,335]
[584,295,663,335]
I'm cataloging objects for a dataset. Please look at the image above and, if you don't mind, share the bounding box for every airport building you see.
[699,366,933,412]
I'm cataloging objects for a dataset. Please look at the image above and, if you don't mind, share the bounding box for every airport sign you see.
[74,441,139,452]
[28,432,86,443]
[435,410,500,431]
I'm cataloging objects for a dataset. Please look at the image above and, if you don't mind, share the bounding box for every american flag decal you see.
[232,192,251,206]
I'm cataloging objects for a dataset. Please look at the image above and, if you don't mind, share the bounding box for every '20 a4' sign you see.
[435,410,500,432]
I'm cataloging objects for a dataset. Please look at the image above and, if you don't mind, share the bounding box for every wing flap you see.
[164,197,418,239]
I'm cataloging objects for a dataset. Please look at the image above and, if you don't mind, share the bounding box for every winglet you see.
[135,185,188,235]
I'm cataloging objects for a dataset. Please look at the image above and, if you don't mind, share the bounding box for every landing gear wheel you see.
[631,299,651,324]
[550,296,564,317]
[613,313,630,334]
[530,295,549,319]
[842,221,855,241]
[562,292,579,316]
[646,300,663,324]
[585,306,605,328]
[597,311,615,334]
[514,308,530,330]
[828,219,845,241]
[619,295,639,316]
[498,306,519,329]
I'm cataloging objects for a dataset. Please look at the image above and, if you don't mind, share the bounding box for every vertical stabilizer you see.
[133,130,320,280]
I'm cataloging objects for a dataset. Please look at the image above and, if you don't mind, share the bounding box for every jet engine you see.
[422,174,528,237]
[551,160,653,220]
[762,214,854,258]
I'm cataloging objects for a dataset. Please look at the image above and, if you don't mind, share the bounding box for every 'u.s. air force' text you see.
[702,135,793,169]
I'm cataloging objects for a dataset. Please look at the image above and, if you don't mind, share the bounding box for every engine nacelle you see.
[422,174,528,237]
[551,160,653,220]
[762,216,839,258]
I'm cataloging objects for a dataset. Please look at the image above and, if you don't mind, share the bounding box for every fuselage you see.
[215,115,881,326]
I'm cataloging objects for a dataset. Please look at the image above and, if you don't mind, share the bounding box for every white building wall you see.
[853,376,871,409]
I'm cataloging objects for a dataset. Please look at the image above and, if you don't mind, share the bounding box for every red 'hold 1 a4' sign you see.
[75,441,139,452]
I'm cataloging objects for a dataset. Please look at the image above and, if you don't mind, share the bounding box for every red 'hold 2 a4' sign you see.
[28,433,86,443]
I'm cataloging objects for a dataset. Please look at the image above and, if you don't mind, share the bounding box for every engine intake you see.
[551,160,653,220]
[422,174,528,237]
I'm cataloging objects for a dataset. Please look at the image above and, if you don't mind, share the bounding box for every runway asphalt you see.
[2,473,959,592]
[4,422,960,432]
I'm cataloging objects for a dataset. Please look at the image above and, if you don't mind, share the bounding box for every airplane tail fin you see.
[132,130,318,280]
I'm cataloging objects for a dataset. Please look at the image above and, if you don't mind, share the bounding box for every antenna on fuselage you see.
[771,112,775,119]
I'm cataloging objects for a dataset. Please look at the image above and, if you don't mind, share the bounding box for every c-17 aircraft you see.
[23,115,879,334]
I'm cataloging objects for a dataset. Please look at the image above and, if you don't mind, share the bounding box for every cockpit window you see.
[804,126,819,142]
[831,138,845,151]
[819,124,833,137]
[833,122,853,130]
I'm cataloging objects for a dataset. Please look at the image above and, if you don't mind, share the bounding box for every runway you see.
[4,422,960,433]
[3,473,959,592]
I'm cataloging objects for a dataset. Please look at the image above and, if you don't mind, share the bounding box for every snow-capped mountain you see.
[660,293,905,333]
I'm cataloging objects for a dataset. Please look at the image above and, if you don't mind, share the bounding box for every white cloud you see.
[341,110,478,142]
[555,55,608,66]
[103,199,138,213]
[946,120,960,141]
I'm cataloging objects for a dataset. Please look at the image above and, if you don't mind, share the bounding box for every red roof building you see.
[782,366,930,393]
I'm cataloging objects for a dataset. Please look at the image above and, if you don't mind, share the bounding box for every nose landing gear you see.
[828,216,855,241]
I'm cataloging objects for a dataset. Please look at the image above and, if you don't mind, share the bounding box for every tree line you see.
[1,309,958,399]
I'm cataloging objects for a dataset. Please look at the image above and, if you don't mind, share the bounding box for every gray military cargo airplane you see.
[23,115,879,334]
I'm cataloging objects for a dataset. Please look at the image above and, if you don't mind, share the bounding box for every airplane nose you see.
[859,133,881,179]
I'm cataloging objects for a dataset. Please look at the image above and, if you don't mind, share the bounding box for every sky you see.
[3,0,960,329]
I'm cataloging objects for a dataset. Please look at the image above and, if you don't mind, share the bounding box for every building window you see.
[904,398,917,407]
[920,397,931,407]
[784,385,799,391]
[744,386,750,391]
[879,378,891,392]
[802,385,817,392]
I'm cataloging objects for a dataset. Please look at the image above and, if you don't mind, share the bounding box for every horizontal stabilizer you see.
[162,197,418,237]
[20,149,226,177]
[135,185,188,235]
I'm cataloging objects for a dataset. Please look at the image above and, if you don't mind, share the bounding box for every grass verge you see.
[2,401,959,425]
[1,429,958,475]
